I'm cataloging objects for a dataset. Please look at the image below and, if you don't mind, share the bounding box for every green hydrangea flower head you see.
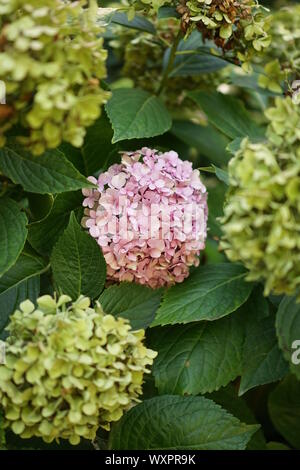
[0,294,157,445]
[265,96,300,147]
[258,5,300,93]
[0,0,110,155]
[221,97,300,298]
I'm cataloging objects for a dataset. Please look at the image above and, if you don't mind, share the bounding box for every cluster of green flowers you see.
[0,0,110,155]
[176,0,271,69]
[258,5,300,94]
[0,295,157,445]
[221,96,300,298]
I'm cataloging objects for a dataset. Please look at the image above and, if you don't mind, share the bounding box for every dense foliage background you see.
[0,0,300,450]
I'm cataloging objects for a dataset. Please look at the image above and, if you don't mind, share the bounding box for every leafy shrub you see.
[0,0,299,451]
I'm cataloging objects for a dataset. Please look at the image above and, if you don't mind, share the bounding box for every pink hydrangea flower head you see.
[82,148,208,288]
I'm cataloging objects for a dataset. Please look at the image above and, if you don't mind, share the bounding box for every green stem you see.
[157,30,183,96]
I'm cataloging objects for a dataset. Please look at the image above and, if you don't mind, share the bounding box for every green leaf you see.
[276,293,300,380]
[0,253,45,297]
[213,165,229,185]
[198,165,229,184]
[0,252,44,335]
[59,142,86,175]
[0,276,40,337]
[266,442,290,450]
[27,193,54,221]
[0,143,93,194]
[109,395,259,450]
[169,50,227,77]
[99,283,162,330]
[152,263,253,326]
[227,137,244,155]
[188,91,264,139]
[28,191,83,256]
[157,6,180,19]
[207,181,227,238]
[171,120,230,166]
[82,113,116,175]
[149,314,244,395]
[207,384,266,450]
[268,375,300,449]
[0,198,27,276]
[111,12,156,34]
[105,89,172,143]
[0,411,5,449]
[164,30,226,77]
[51,213,106,299]
[170,54,227,77]
[148,287,276,395]
[204,239,226,264]
[239,312,288,395]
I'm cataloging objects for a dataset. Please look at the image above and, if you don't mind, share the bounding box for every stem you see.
[157,30,183,96]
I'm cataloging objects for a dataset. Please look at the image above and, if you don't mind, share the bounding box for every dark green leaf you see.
[59,142,86,175]
[0,198,27,276]
[152,263,253,326]
[266,442,290,450]
[82,113,116,175]
[239,312,288,395]
[188,91,264,139]
[227,137,244,155]
[51,213,106,299]
[171,120,230,166]
[109,395,259,450]
[111,12,156,34]
[165,30,226,77]
[167,44,227,78]
[207,181,227,238]
[0,253,45,297]
[268,375,300,449]
[157,6,180,19]
[0,411,5,449]
[149,314,244,395]
[0,143,93,194]
[0,276,40,337]
[99,283,162,330]
[28,191,82,256]
[207,384,266,450]
[106,89,172,143]
[213,165,229,185]
[27,193,54,221]
[276,293,300,380]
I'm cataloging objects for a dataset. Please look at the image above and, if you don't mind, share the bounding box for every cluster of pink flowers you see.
[82,148,208,288]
